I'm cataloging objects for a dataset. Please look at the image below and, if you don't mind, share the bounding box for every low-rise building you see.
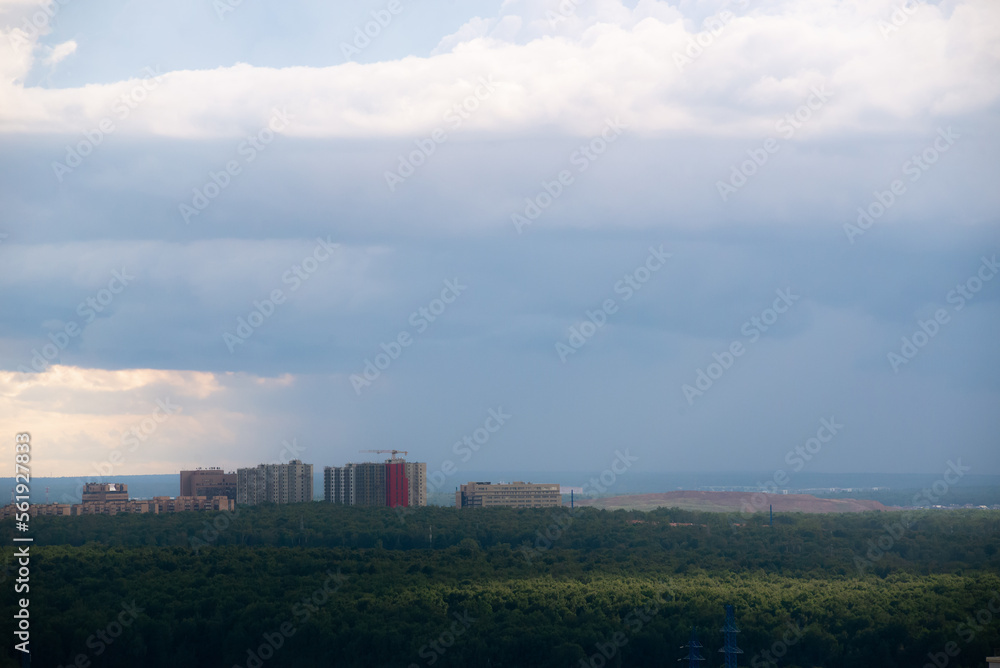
[74,500,157,515]
[153,496,235,512]
[0,495,234,518]
[0,503,74,519]
[456,481,561,509]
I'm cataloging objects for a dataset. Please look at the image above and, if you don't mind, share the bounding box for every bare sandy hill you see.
[572,490,894,513]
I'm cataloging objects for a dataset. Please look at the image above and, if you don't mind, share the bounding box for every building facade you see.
[74,500,158,515]
[0,503,74,519]
[180,468,237,499]
[237,460,313,505]
[404,461,427,508]
[324,462,385,506]
[81,482,129,503]
[324,460,426,507]
[387,461,407,507]
[153,496,234,512]
[0,496,234,519]
[456,481,561,509]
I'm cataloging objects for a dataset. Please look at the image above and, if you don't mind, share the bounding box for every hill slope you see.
[573,490,894,513]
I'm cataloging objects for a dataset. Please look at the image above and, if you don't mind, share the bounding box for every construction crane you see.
[359,449,409,460]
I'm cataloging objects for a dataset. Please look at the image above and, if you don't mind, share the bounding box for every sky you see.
[0,0,998,480]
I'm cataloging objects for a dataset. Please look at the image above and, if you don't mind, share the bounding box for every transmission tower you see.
[719,604,743,668]
[679,627,705,667]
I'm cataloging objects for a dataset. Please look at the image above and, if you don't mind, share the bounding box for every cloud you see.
[1,0,999,477]
[0,365,314,476]
[0,365,218,476]
[42,38,75,66]
[1,0,997,138]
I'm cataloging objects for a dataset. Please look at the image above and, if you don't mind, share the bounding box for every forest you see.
[2,504,998,667]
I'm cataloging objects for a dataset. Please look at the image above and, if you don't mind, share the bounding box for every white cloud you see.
[42,38,75,66]
[0,365,314,476]
[0,0,997,139]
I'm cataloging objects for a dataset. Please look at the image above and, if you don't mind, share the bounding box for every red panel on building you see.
[386,462,409,508]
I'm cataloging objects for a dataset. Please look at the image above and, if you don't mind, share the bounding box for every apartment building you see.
[324,460,426,507]
[237,460,313,505]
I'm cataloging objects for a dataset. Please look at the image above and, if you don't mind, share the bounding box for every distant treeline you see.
[10,471,999,505]
[1,505,998,668]
[8,503,998,574]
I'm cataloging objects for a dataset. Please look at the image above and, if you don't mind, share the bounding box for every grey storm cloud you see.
[1,0,998,477]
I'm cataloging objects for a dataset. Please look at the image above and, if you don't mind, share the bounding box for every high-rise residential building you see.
[404,461,427,507]
[237,460,313,505]
[325,462,385,505]
[324,459,426,507]
[324,465,348,504]
[456,481,561,509]
[179,468,237,499]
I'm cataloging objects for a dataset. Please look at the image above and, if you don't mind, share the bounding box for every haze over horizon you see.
[2,0,999,478]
